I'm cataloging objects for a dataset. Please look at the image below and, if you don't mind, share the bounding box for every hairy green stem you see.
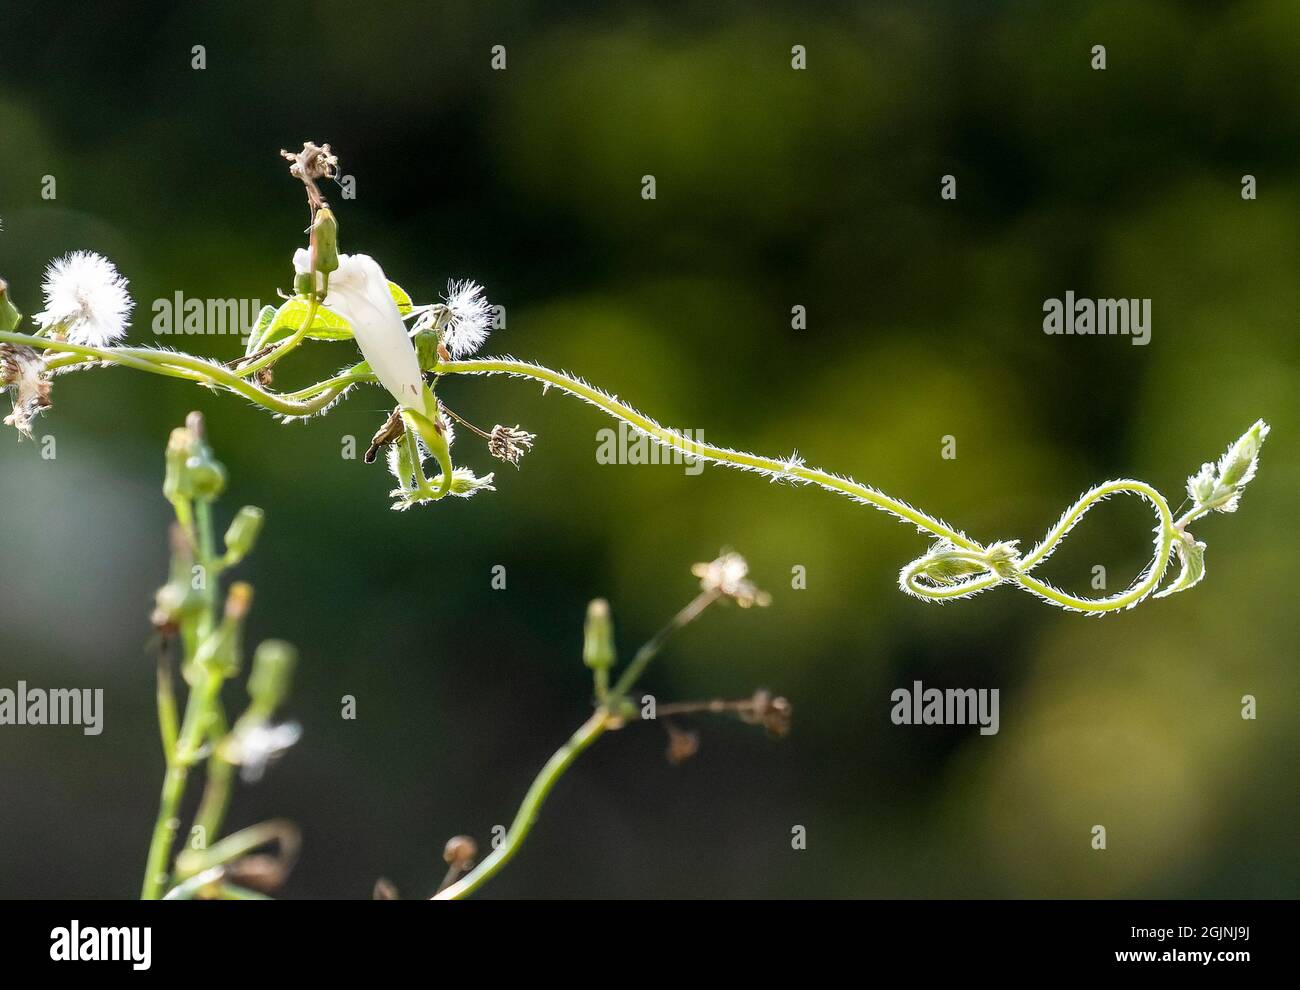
[235,298,318,376]
[0,331,347,417]
[435,359,1181,613]
[436,358,980,549]
[5,332,1199,614]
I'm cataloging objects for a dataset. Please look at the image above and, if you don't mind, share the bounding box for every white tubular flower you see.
[35,251,133,346]
[441,279,493,357]
[294,251,424,409]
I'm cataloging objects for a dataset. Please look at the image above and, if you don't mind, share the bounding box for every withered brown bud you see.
[1,343,52,440]
[227,853,292,893]
[747,689,792,738]
[443,835,478,871]
[665,722,700,765]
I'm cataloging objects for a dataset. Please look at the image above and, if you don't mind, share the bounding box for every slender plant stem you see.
[6,330,1202,613]
[610,591,718,698]
[142,493,231,899]
[0,331,347,417]
[435,587,722,900]
[155,643,179,765]
[192,710,235,846]
[433,710,611,901]
[234,298,318,376]
[435,358,1183,612]
[141,669,223,899]
[436,358,980,549]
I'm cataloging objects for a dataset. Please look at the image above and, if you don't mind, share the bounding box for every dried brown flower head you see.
[1,343,52,439]
[488,424,536,467]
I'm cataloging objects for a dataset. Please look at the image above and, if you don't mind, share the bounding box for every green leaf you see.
[1154,532,1206,599]
[388,281,414,316]
[260,297,354,345]
[244,305,277,355]
[258,282,415,346]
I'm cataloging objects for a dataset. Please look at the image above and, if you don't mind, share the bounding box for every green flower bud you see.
[1185,419,1271,514]
[914,550,986,586]
[163,427,193,502]
[1217,419,1268,488]
[582,598,616,671]
[247,639,298,714]
[0,277,22,333]
[163,414,228,502]
[151,579,205,630]
[193,582,252,678]
[223,506,265,564]
[185,454,227,500]
[311,208,340,279]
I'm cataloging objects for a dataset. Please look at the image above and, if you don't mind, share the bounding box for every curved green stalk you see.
[0,331,347,417]
[1,335,1248,616]
[434,358,1184,614]
[436,358,979,548]
[234,297,318,377]
[433,710,611,901]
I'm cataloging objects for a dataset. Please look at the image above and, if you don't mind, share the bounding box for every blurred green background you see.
[0,0,1296,898]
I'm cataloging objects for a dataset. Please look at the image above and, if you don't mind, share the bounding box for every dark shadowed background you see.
[0,0,1297,898]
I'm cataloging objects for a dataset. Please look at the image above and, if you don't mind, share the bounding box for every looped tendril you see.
[899,540,1019,602]
[900,479,1177,613]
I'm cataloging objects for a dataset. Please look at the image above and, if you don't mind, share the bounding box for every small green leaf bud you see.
[194,582,252,677]
[247,639,298,714]
[163,427,194,502]
[223,506,265,564]
[582,598,616,671]
[185,454,227,500]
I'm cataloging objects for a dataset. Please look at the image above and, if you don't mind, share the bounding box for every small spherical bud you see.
[150,580,204,630]
[443,835,478,871]
[163,414,227,501]
[185,454,227,500]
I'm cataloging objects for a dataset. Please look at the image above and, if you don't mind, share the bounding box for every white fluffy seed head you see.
[36,251,133,347]
[441,279,493,357]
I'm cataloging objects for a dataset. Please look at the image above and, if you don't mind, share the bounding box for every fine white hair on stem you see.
[435,355,980,546]
[36,251,134,347]
[432,357,1254,616]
